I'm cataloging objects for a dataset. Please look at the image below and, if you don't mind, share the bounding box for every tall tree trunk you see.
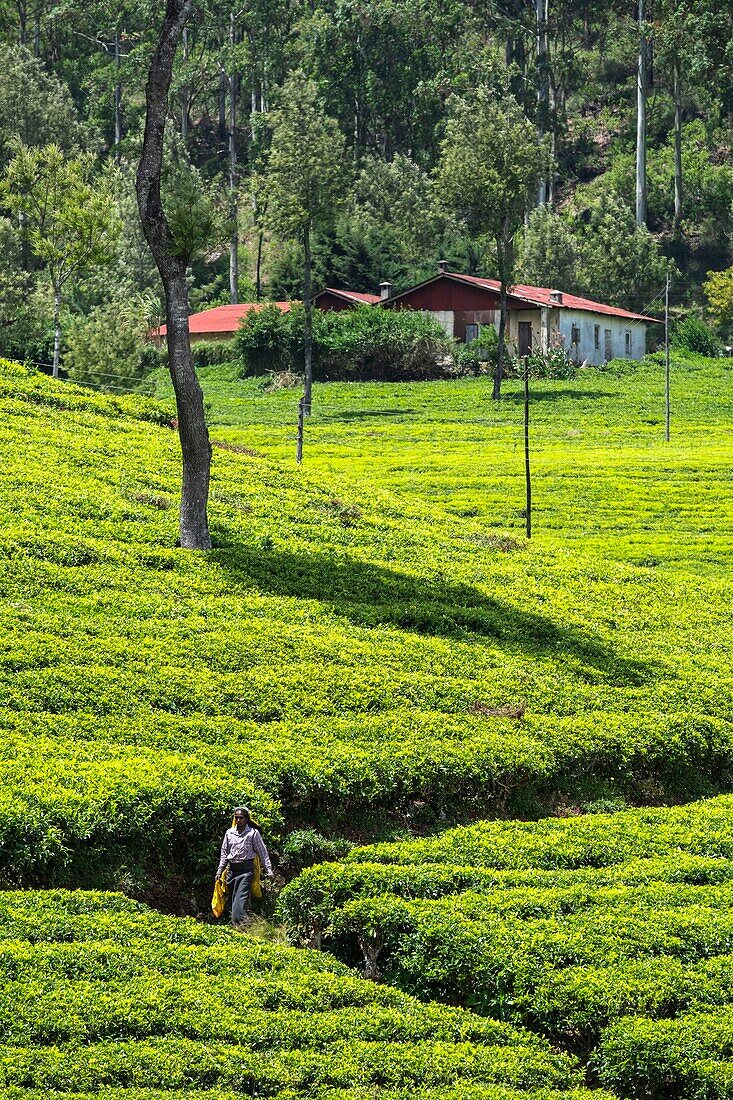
[52,284,61,379]
[228,12,238,305]
[33,0,40,56]
[673,54,683,234]
[635,0,647,227]
[303,222,313,415]
[114,27,122,164]
[536,0,549,205]
[181,26,189,144]
[136,0,212,551]
[17,0,27,47]
[494,225,513,401]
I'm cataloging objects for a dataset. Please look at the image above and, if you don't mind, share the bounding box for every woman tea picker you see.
[216,806,274,928]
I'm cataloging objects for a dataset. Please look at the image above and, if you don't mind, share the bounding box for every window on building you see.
[594,324,600,349]
[465,323,480,344]
[625,330,632,355]
[571,324,581,346]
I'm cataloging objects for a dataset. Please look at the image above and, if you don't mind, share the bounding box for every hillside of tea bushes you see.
[0,890,608,1100]
[2,355,733,900]
[280,795,733,1099]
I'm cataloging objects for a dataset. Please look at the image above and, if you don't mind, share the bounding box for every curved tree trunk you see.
[136,0,212,551]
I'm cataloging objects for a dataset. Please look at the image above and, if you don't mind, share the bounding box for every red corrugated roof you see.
[435,272,659,323]
[152,301,292,338]
[319,288,381,304]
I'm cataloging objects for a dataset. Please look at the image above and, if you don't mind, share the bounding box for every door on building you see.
[518,322,533,357]
[604,329,612,360]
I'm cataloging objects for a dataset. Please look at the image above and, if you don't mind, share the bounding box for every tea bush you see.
[0,890,605,1100]
[280,796,733,1097]
[2,357,733,903]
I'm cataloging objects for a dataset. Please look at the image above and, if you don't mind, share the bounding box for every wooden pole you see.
[296,397,305,464]
[665,268,671,442]
[524,360,532,539]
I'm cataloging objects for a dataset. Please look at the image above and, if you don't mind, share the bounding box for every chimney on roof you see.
[438,259,449,274]
[379,281,392,301]
[549,289,563,306]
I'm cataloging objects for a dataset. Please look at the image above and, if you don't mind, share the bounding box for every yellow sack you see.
[211,866,229,919]
[251,855,262,900]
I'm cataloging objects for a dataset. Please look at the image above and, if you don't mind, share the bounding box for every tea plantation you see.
[280,795,733,1098]
[0,890,606,1100]
[3,353,733,1098]
[2,355,733,897]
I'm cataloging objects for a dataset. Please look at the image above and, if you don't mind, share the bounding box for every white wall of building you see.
[556,310,646,365]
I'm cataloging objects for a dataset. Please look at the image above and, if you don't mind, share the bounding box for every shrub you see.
[671,316,721,357]
[235,303,292,375]
[235,304,453,382]
[191,340,236,369]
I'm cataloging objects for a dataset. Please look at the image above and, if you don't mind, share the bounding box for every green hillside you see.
[2,355,733,901]
[280,795,733,1098]
[153,352,733,574]
[0,890,606,1100]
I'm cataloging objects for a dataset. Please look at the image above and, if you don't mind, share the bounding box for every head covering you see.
[233,806,250,816]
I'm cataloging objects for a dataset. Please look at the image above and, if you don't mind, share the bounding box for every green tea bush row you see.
[0,891,600,1100]
[2,357,733,899]
[280,797,733,1096]
[599,1010,733,1098]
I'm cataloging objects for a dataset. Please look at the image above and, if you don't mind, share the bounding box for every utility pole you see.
[296,397,305,464]
[664,268,671,442]
[524,361,532,538]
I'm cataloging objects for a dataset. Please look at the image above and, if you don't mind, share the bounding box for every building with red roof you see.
[150,301,292,345]
[381,265,660,365]
[314,288,381,310]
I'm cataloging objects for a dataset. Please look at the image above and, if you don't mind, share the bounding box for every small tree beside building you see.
[435,90,548,399]
[262,71,347,413]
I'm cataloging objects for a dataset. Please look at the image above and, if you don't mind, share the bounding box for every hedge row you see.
[280,796,733,1097]
[2,359,733,899]
[0,891,604,1100]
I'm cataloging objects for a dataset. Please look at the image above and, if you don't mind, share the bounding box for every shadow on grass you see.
[212,535,652,687]
[504,389,617,403]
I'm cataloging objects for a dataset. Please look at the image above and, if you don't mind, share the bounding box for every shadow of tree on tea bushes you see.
[213,537,652,688]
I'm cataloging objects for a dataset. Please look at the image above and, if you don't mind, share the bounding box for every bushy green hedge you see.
[235,303,453,381]
[2,356,733,903]
[0,890,603,1100]
[280,796,733,1094]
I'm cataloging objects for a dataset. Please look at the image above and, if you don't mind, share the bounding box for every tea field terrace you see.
[280,794,733,1100]
[0,358,732,902]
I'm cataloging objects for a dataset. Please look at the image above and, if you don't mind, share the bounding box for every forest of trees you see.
[0,0,732,375]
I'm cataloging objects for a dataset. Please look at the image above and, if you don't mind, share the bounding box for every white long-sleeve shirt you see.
[217,825,272,876]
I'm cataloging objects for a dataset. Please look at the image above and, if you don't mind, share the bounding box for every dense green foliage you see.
[0,890,605,1099]
[2,351,733,910]
[280,796,733,1097]
[0,0,731,376]
[236,304,453,381]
